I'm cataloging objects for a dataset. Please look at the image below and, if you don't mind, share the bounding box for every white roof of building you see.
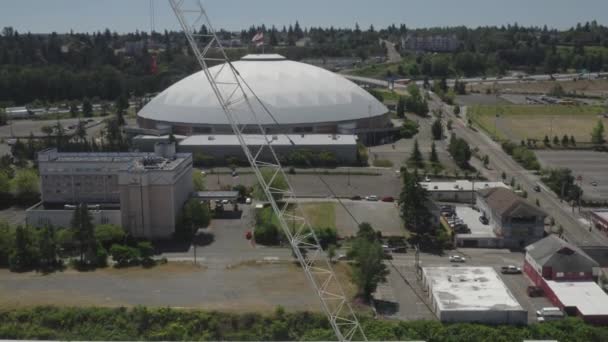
[592,209,608,222]
[545,280,608,316]
[420,180,509,192]
[138,54,388,126]
[179,134,357,147]
[423,267,524,312]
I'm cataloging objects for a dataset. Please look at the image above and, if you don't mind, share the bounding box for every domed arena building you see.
[137,54,389,136]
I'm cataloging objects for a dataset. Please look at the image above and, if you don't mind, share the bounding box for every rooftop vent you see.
[272,135,278,141]
[208,136,215,141]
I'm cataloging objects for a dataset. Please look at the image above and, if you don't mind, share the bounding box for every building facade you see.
[524,235,608,324]
[421,180,510,203]
[28,144,193,239]
[476,188,546,248]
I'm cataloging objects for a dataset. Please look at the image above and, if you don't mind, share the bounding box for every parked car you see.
[365,195,378,201]
[231,170,238,177]
[501,265,522,274]
[533,185,541,192]
[591,181,598,187]
[479,216,489,225]
[381,196,395,202]
[527,285,544,297]
[536,307,565,322]
[449,255,466,263]
[245,197,252,204]
[350,195,362,201]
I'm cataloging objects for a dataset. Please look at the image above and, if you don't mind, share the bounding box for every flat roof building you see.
[177,134,358,165]
[420,180,509,203]
[28,144,193,239]
[422,266,527,325]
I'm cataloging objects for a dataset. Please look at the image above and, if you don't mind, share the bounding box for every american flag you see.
[251,32,264,46]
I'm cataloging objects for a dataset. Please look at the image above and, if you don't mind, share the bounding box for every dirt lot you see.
[468,104,607,142]
[0,261,358,313]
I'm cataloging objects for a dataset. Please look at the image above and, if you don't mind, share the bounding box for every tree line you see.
[0,306,605,341]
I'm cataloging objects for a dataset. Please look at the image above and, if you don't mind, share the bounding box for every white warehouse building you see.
[422,267,527,325]
[137,54,390,136]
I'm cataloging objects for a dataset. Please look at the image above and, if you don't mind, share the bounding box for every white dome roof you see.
[138,54,388,126]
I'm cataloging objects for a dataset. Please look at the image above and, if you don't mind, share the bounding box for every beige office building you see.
[28,144,193,239]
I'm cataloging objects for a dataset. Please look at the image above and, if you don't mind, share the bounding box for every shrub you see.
[94,224,125,247]
[254,223,280,245]
[109,244,140,267]
[372,159,393,167]
[312,227,337,249]
[400,119,419,138]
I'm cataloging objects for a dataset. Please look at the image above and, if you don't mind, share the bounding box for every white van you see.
[536,307,564,322]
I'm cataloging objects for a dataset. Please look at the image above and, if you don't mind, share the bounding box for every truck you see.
[501,265,522,274]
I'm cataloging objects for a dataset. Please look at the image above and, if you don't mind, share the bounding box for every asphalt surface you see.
[434,95,608,246]
[536,150,608,202]
[385,248,551,323]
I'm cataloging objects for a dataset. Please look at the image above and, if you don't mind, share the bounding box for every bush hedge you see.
[0,307,607,341]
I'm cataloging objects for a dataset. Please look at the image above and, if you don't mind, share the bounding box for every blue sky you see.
[1,0,607,33]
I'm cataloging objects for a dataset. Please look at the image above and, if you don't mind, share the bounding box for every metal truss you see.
[168,1,366,340]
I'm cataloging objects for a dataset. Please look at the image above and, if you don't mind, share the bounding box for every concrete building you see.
[422,267,527,325]
[477,187,547,248]
[524,235,608,324]
[163,134,359,165]
[27,144,193,239]
[420,180,509,203]
[137,54,390,136]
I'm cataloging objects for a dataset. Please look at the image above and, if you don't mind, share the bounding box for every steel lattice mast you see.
[168,1,366,341]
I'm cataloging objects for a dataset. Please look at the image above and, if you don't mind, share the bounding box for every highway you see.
[428,93,608,247]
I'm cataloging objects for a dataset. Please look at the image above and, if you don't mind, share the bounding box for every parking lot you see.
[536,150,608,201]
[384,249,552,324]
[209,169,403,199]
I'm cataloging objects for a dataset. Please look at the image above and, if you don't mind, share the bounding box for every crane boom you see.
[168,1,366,341]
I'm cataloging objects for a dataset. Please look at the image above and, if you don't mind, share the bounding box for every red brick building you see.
[524,235,608,324]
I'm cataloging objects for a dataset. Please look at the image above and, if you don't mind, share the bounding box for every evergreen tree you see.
[38,225,58,270]
[431,118,443,140]
[82,98,93,117]
[591,119,605,144]
[429,142,439,164]
[399,169,432,235]
[561,134,569,146]
[71,204,96,265]
[9,225,37,271]
[69,101,79,117]
[409,139,424,168]
[396,96,405,118]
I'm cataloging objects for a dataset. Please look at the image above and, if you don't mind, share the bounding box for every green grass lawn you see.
[256,202,336,230]
[468,104,607,142]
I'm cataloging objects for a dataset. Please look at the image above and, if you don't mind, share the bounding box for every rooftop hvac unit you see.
[208,136,215,141]
[272,135,278,141]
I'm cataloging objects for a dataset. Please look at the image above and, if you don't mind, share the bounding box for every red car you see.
[381,196,395,202]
